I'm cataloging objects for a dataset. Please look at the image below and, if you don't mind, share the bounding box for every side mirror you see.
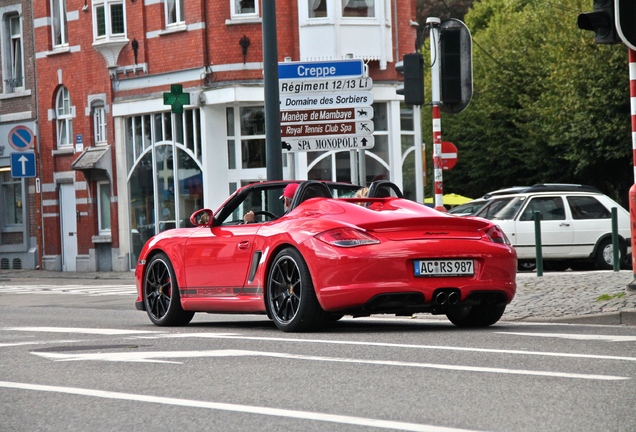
[190,208,214,227]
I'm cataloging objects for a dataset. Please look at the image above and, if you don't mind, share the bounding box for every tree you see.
[422,0,632,206]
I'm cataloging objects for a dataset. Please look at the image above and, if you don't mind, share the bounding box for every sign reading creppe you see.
[278,59,364,80]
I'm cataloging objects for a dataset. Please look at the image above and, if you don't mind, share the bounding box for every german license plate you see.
[414,259,474,277]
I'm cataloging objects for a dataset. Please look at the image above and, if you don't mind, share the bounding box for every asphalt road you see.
[1,283,636,432]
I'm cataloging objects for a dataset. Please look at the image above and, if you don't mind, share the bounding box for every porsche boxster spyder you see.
[135,180,517,332]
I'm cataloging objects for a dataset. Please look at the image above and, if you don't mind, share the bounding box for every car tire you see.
[445,304,506,328]
[266,247,326,332]
[517,260,536,272]
[143,253,194,326]
[595,238,620,270]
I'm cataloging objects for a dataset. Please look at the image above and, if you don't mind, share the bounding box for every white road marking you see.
[0,340,79,348]
[0,284,136,296]
[4,327,159,335]
[0,380,478,432]
[496,332,636,342]
[132,332,636,362]
[30,349,628,380]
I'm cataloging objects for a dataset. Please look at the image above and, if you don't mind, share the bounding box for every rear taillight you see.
[315,227,380,247]
[483,225,510,244]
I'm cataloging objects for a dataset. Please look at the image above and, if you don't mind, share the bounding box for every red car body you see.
[135,180,517,331]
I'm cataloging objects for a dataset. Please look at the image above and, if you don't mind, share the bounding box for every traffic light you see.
[577,0,619,44]
[616,0,636,50]
[439,19,473,114]
[395,53,424,106]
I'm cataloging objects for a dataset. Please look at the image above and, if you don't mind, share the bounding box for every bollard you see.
[612,207,619,272]
[534,210,543,277]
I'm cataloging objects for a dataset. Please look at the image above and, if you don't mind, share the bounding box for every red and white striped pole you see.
[629,48,636,290]
[428,17,446,212]
[432,105,445,212]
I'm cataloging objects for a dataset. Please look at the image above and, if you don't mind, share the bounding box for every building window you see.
[342,0,375,17]
[56,86,73,148]
[232,0,258,18]
[165,0,185,26]
[93,0,126,41]
[1,172,23,228]
[126,109,203,269]
[2,13,24,92]
[308,0,328,18]
[97,181,111,234]
[51,0,68,47]
[240,107,266,169]
[93,105,107,144]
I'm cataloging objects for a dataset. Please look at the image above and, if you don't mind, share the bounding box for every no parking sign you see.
[8,126,34,152]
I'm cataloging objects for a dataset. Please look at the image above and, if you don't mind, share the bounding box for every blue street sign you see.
[8,125,34,151]
[278,59,364,80]
[10,152,36,178]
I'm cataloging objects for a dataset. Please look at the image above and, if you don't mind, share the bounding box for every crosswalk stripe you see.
[0,285,136,296]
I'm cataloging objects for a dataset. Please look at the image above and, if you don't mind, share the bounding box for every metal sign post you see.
[428,17,446,212]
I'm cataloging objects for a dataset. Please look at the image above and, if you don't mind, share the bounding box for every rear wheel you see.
[143,253,194,326]
[595,238,620,270]
[446,304,506,328]
[266,247,325,332]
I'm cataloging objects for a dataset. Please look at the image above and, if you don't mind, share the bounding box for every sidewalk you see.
[1,268,635,325]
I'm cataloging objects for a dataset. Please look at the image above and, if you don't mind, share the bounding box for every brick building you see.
[28,0,421,272]
[0,0,39,271]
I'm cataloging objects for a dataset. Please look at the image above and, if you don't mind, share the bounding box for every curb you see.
[511,309,636,326]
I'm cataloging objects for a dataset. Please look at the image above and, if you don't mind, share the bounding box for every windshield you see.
[474,197,524,220]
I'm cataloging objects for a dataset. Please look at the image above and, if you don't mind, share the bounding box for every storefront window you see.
[126,108,203,268]
[1,172,23,227]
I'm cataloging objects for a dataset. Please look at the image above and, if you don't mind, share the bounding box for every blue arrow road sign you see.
[10,152,36,178]
[278,59,364,80]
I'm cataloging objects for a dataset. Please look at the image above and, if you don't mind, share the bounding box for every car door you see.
[513,196,573,259]
[566,194,612,257]
[182,223,259,296]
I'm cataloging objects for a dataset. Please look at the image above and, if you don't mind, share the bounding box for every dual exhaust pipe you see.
[434,290,460,306]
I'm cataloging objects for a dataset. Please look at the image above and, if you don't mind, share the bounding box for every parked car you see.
[448,187,529,216]
[471,184,631,271]
[135,180,517,332]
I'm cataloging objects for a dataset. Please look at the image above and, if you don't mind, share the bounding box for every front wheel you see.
[266,247,325,332]
[143,253,194,326]
[446,304,506,328]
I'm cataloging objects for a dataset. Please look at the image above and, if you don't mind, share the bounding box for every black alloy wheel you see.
[143,253,194,326]
[266,247,325,332]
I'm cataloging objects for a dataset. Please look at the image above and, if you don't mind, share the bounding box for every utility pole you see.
[262,0,283,181]
[427,17,446,212]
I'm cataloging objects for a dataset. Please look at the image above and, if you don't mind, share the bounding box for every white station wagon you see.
[471,184,631,271]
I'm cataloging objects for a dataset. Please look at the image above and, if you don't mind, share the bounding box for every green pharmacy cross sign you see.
[163,84,190,114]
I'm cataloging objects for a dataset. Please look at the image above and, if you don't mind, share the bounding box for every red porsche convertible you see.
[135,180,517,332]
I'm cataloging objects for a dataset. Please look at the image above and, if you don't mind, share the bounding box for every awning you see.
[424,193,473,206]
[71,146,112,182]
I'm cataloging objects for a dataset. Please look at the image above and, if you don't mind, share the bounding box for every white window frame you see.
[93,105,107,144]
[51,0,68,47]
[231,0,259,19]
[56,86,73,148]
[8,14,24,91]
[92,0,126,42]
[97,181,111,234]
[164,0,185,27]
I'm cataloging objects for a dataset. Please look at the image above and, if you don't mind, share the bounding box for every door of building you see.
[60,183,77,271]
